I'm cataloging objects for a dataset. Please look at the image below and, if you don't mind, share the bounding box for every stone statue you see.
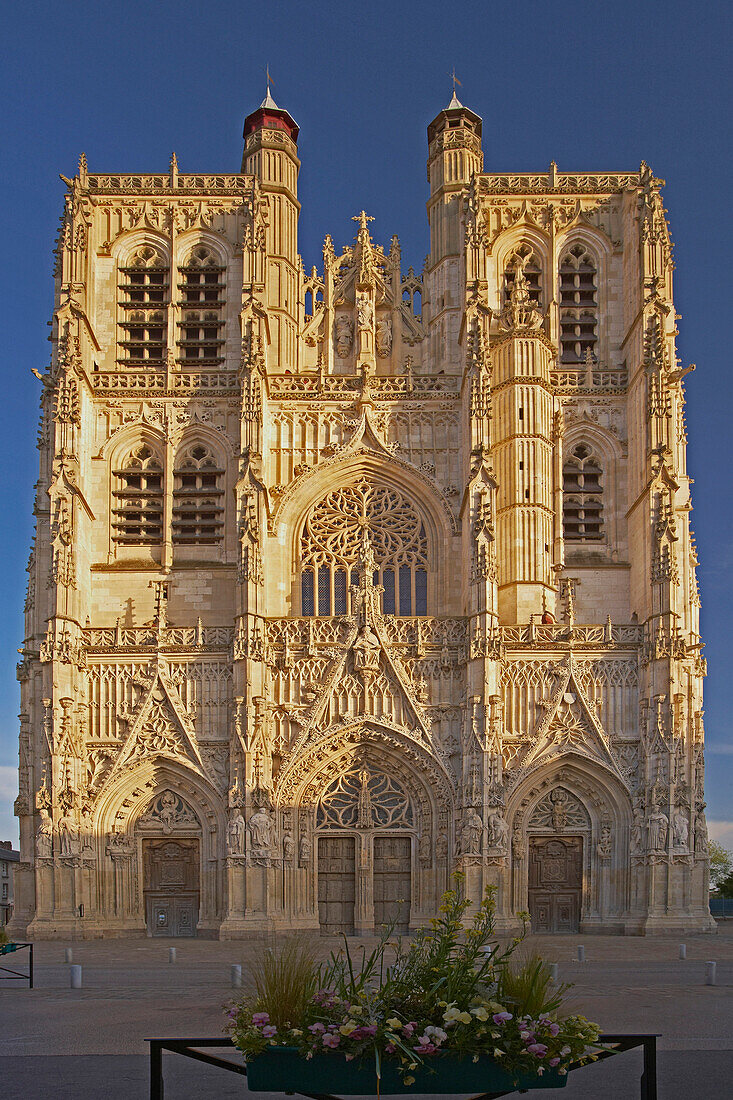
[672,809,689,850]
[512,826,526,860]
[283,833,295,861]
[550,788,569,830]
[648,808,669,851]
[299,832,312,865]
[36,811,52,858]
[352,624,381,672]
[335,315,353,358]
[460,807,483,856]
[356,294,373,330]
[58,813,79,857]
[596,822,612,858]
[418,831,432,865]
[227,811,245,854]
[248,806,273,853]
[435,832,449,861]
[486,810,509,851]
[694,809,708,854]
[376,317,392,357]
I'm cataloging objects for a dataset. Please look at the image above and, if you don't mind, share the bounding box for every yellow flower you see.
[290,1029,302,1037]
[471,1007,490,1022]
[404,1077,415,1086]
[349,1006,363,1015]
[386,1018,403,1029]
[339,1022,358,1036]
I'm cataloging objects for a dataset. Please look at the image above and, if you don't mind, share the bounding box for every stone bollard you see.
[679,944,687,960]
[169,947,176,963]
[549,963,559,983]
[577,945,586,963]
[70,965,82,989]
[64,948,73,964]
[231,964,242,989]
[705,961,717,986]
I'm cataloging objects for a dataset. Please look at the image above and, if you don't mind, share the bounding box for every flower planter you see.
[245,1046,568,1093]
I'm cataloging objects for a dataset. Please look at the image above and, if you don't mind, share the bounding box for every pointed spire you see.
[446,90,464,110]
[259,89,279,109]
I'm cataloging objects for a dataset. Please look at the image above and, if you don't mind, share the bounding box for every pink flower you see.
[492,1012,513,1024]
[549,1057,560,1067]
[414,1041,437,1055]
[548,1023,560,1037]
[308,1023,325,1034]
[322,1033,341,1048]
[403,1023,416,1037]
[385,1043,396,1054]
[527,1043,548,1057]
[360,1025,378,1037]
[261,1025,277,1038]
[345,1054,355,1061]
[252,1013,270,1025]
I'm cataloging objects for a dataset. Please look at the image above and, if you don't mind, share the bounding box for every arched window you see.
[177,246,225,364]
[112,444,163,544]
[300,477,429,616]
[118,246,168,364]
[559,245,598,363]
[172,443,225,544]
[503,245,542,308]
[563,444,603,541]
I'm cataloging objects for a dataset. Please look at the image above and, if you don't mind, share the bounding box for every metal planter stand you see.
[147,1033,658,1100]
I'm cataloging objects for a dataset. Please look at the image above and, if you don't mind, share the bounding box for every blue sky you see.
[1,0,732,847]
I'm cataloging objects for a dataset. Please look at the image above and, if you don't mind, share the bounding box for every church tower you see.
[242,91,300,371]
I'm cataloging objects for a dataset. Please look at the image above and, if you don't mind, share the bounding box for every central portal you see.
[528,836,583,933]
[317,833,412,935]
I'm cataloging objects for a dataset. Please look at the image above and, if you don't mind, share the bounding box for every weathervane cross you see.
[449,67,462,94]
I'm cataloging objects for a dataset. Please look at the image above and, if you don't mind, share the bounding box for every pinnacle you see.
[446,90,464,110]
[260,89,279,110]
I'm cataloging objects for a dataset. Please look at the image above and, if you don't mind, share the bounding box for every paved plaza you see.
[2,925,732,1098]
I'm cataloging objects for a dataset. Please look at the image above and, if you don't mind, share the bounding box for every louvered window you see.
[172,444,225,544]
[178,247,225,364]
[112,444,163,544]
[118,247,168,364]
[560,245,598,363]
[563,444,603,540]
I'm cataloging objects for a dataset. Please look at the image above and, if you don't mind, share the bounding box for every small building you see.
[0,842,19,926]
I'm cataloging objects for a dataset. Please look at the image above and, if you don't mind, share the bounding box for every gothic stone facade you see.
[10,94,713,939]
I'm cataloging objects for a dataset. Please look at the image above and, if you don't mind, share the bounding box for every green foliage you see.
[714,870,733,898]
[250,936,322,1030]
[497,952,570,1018]
[709,841,733,892]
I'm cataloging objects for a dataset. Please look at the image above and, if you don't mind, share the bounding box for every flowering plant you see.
[228,876,602,1086]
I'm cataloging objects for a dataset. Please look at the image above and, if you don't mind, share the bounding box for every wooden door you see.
[528,837,582,933]
[143,838,199,937]
[318,836,355,934]
[373,836,411,933]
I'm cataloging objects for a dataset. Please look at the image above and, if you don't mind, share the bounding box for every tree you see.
[708,840,733,893]
[715,870,733,899]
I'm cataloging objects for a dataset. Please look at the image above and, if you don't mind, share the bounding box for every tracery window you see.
[300,478,429,616]
[118,246,168,364]
[177,246,225,364]
[559,245,598,363]
[172,443,225,545]
[503,244,542,307]
[112,444,164,544]
[317,764,413,829]
[562,444,603,540]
